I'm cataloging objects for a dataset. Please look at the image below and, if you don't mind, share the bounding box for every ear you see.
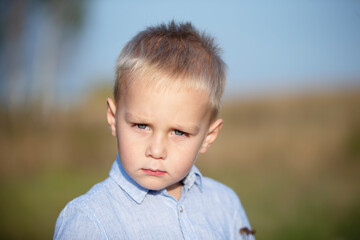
[199,118,223,154]
[106,98,117,136]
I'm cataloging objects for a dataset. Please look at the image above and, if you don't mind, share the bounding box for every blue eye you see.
[137,124,147,129]
[174,130,185,136]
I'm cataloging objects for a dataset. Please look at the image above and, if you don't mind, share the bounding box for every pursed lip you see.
[141,168,166,176]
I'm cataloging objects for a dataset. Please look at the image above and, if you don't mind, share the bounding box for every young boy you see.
[54,21,254,239]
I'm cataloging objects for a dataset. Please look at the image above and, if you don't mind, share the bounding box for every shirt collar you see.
[109,155,148,204]
[183,164,203,193]
[109,154,203,204]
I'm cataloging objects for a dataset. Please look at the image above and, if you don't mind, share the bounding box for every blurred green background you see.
[1,0,360,239]
[1,87,359,239]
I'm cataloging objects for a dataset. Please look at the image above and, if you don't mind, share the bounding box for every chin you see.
[138,181,167,191]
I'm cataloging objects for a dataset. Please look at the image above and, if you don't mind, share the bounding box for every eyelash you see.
[134,124,189,137]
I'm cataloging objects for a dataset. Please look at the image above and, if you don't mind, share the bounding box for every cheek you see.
[171,140,202,166]
[119,138,140,155]
[170,150,198,180]
[180,137,205,156]
[117,128,144,161]
[117,141,142,173]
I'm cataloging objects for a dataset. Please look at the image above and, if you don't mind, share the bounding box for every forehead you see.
[119,79,212,126]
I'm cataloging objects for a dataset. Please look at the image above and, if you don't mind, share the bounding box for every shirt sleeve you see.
[224,188,255,240]
[232,193,256,240]
[53,203,107,240]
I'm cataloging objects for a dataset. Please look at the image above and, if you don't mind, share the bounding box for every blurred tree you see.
[0,0,84,118]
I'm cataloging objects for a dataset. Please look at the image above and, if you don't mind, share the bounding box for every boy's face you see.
[107,80,222,197]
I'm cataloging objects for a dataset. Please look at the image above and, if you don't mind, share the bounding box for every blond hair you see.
[114,21,226,117]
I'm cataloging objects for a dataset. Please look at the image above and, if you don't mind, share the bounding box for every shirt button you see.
[179,206,183,213]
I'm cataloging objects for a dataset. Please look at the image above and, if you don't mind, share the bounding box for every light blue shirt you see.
[54,155,255,239]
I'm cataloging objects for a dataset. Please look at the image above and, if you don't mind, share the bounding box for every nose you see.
[145,134,167,160]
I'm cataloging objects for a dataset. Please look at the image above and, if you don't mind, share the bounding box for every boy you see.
[54,21,254,239]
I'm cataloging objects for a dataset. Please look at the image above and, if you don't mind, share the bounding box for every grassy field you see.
[0,86,359,239]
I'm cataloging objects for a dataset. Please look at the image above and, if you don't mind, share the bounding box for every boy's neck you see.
[166,182,183,200]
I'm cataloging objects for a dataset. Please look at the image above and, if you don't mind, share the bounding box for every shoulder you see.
[53,179,113,240]
[201,176,240,204]
[54,199,105,239]
[201,176,251,224]
[64,178,113,211]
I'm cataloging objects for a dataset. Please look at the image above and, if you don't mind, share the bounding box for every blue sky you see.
[60,0,360,100]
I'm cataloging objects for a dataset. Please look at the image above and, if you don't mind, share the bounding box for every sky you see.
[55,0,360,100]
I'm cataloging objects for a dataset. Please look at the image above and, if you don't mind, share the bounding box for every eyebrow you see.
[125,112,150,123]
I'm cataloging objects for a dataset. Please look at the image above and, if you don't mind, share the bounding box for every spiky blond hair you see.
[114,21,226,118]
